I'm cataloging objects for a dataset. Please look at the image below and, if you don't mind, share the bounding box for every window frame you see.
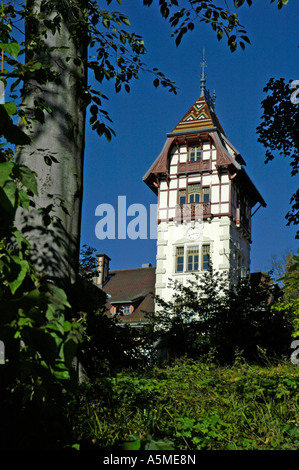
[175,246,184,272]
[202,244,210,271]
[202,187,210,203]
[187,246,199,272]
[123,305,131,315]
[178,184,211,205]
[187,183,201,204]
[178,189,186,205]
[188,145,202,162]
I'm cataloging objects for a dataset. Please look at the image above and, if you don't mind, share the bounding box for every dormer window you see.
[123,305,131,315]
[114,304,131,315]
[189,146,201,162]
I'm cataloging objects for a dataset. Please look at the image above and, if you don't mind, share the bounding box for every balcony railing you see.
[177,160,211,174]
[175,202,211,221]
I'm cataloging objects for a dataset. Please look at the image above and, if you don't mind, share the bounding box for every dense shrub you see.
[71,357,299,450]
[144,270,292,365]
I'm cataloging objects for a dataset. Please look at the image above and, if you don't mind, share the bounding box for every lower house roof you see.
[102,266,156,325]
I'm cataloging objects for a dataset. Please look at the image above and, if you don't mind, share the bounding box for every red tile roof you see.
[102,266,156,324]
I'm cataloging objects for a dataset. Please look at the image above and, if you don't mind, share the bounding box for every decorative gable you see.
[143,92,266,211]
[171,96,215,134]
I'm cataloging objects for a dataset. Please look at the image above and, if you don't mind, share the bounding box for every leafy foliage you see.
[0,154,84,447]
[76,245,148,379]
[257,77,299,238]
[272,250,299,338]
[0,0,177,150]
[143,0,251,52]
[145,269,291,364]
[0,0,294,450]
[0,4,84,448]
[71,358,299,450]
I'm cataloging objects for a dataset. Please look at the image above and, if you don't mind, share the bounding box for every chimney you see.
[95,254,111,287]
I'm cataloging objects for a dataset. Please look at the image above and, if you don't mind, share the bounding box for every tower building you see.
[143,58,266,306]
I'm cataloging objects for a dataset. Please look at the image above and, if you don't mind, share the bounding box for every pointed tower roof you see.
[143,52,266,209]
[169,49,223,136]
[169,92,225,136]
[143,91,240,190]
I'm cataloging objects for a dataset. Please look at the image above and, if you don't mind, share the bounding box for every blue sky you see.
[80,0,298,274]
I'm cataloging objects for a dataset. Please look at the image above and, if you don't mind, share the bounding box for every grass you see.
[71,356,299,450]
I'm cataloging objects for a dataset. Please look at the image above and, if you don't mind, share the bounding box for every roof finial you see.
[200,48,207,97]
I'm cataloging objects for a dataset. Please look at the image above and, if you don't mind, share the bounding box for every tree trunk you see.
[15,0,87,284]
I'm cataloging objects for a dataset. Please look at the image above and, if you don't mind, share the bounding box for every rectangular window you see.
[189,146,201,162]
[187,246,199,272]
[202,245,210,271]
[176,246,184,272]
[123,305,131,315]
[202,187,210,202]
[179,190,186,205]
[188,183,201,203]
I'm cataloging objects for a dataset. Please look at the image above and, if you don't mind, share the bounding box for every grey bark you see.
[15,0,87,284]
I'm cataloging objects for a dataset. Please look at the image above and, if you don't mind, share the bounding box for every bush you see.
[145,270,292,365]
[71,357,299,450]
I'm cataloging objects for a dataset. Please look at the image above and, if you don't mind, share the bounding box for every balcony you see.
[175,202,211,222]
[236,207,251,236]
[177,160,211,174]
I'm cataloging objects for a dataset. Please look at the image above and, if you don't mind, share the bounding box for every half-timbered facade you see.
[143,87,266,305]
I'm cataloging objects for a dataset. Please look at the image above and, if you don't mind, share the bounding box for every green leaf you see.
[122,438,141,450]
[0,106,31,145]
[63,336,79,368]
[241,35,251,44]
[47,284,71,310]
[2,180,17,208]
[121,17,131,26]
[8,259,29,294]
[12,228,30,249]
[16,164,38,195]
[3,101,17,116]
[18,188,30,210]
[0,42,20,59]
[0,162,14,186]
